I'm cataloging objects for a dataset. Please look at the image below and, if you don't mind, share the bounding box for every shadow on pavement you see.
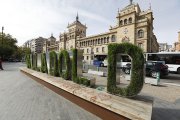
[152,107,180,120]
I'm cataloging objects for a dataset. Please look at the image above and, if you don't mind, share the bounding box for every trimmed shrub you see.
[32,54,37,70]
[78,77,90,87]
[107,43,144,97]
[49,51,59,76]
[41,53,48,74]
[36,67,41,72]
[25,54,31,68]
[58,50,71,80]
[71,49,78,83]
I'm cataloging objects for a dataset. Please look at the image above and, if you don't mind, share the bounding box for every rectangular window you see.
[87,56,89,60]
[138,43,144,49]
[91,56,93,60]
[111,35,116,42]
[91,48,94,54]
[102,47,104,52]
[96,48,99,53]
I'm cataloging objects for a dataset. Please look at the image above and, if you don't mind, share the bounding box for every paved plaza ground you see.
[0,63,101,120]
[85,73,180,120]
[0,62,180,120]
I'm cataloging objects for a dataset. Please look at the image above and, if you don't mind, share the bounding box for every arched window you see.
[104,37,106,43]
[80,42,82,47]
[98,39,100,44]
[111,35,116,42]
[107,37,109,43]
[119,20,123,26]
[129,17,132,24]
[124,19,127,25]
[88,41,90,46]
[138,30,144,38]
[101,38,103,44]
[137,43,144,50]
[102,47,105,52]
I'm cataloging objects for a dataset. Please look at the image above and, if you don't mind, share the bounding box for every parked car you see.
[123,61,169,78]
[146,61,169,78]
[122,63,131,74]
[93,59,104,67]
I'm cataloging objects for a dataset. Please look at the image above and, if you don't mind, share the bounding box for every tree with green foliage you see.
[0,33,18,60]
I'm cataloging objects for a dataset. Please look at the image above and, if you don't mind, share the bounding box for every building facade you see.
[44,1,159,64]
[159,43,173,52]
[174,32,180,52]
[77,2,159,63]
[59,15,87,51]
[23,37,47,54]
[43,34,59,52]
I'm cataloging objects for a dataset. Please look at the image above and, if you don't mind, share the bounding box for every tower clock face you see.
[124,28,128,34]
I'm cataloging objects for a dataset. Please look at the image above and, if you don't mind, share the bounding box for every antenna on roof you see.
[76,12,79,21]
[149,2,152,10]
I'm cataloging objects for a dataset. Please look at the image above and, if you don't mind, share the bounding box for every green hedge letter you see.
[107,43,144,97]
[58,50,71,80]
[25,54,31,68]
[49,51,59,76]
[72,49,78,82]
[32,54,37,70]
[41,53,48,74]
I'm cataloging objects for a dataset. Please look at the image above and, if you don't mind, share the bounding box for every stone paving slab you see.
[20,67,153,120]
[85,72,180,120]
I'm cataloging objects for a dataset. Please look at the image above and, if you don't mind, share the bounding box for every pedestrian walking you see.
[0,57,4,70]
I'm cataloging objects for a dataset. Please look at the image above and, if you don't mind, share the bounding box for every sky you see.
[0,0,180,46]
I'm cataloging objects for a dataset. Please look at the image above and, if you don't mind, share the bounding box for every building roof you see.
[67,14,86,28]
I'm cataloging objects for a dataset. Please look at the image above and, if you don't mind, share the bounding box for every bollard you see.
[156,72,160,83]
[97,66,99,71]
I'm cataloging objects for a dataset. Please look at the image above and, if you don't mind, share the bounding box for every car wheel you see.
[124,69,130,74]
[177,68,180,74]
[151,71,157,78]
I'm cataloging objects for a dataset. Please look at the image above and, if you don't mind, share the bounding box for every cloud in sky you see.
[0,0,180,46]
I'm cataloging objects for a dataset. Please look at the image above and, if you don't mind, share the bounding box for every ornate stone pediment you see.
[122,36,130,43]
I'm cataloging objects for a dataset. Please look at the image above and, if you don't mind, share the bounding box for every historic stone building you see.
[44,1,159,63]
[174,32,180,52]
[77,1,159,63]
[59,15,87,51]
[43,34,59,52]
